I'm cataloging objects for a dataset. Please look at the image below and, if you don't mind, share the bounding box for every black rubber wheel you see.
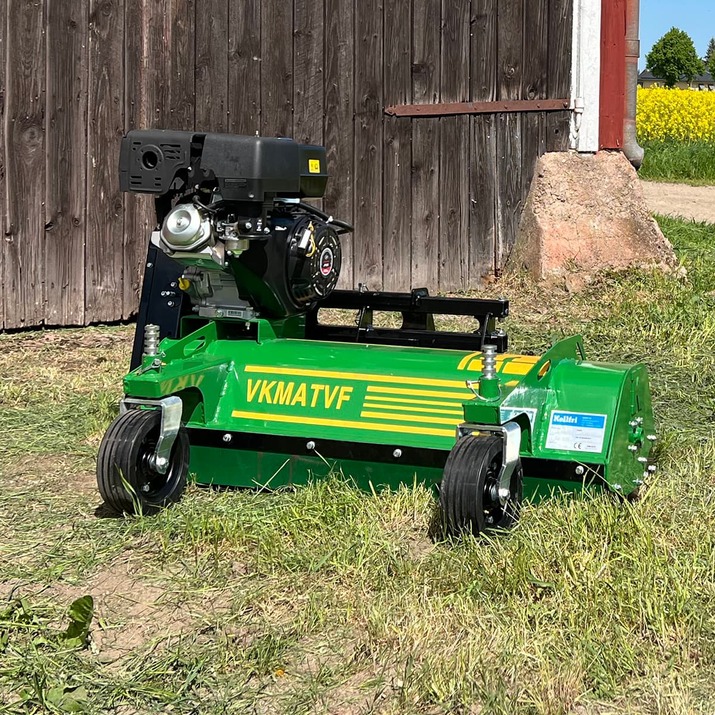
[97,409,189,515]
[439,433,523,538]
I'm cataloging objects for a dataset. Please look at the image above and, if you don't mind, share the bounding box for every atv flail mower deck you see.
[97,130,656,536]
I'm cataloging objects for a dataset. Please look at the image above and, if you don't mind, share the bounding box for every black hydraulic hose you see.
[297,201,354,234]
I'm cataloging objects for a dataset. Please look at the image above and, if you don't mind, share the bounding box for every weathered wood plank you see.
[228,0,261,135]
[86,0,124,323]
[522,0,548,199]
[45,0,88,326]
[547,0,573,151]
[294,0,324,145]
[439,0,470,291]
[4,0,46,328]
[168,0,196,131]
[382,0,411,291]
[469,0,498,284]
[324,0,354,288]
[261,0,293,137]
[353,0,383,289]
[0,1,7,327]
[410,0,440,290]
[123,0,153,321]
[496,0,524,269]
[196,0,228,132]
[143,2,171,129]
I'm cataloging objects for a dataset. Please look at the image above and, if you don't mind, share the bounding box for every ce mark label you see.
[545,411,607,454]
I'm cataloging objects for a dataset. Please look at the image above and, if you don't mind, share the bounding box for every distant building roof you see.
[639,69,715,84]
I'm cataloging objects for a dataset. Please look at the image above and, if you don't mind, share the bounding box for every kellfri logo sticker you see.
[545,411,607,453]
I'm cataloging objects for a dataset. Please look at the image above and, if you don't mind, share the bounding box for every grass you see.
[2,217,715,713]
[639,141,715,184]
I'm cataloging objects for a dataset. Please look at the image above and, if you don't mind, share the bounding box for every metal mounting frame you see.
[457,421,522,505]
[120,396,183,475]
[305,288,509,352]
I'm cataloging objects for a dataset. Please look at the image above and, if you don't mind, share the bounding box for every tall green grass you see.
[2,218,715,713]
[639,140,715,184]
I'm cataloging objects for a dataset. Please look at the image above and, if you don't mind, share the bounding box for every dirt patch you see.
[641,181,715,224]
[29,555,233,666]
[47,558,184,663]
[0,453,96,496]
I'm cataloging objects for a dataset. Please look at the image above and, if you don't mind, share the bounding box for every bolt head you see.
[575,465,585,476]
[647,465,657,473]
[637,456,648,463]
[223,433,232,443]
[498,487,511,501]
[628,445,638,452]
[647,434,657,442]
[393,449,402,459]
[306,441,316,451]
[613,484,622,491]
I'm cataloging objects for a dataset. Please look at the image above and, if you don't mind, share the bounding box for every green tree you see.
[705,37,715,76]
[646,28,704,87]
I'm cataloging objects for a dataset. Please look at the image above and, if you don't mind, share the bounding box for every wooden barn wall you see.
[0,0,572,329]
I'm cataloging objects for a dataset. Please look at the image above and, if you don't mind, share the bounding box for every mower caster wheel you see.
[440,433,523,538]
[97,409,189,516]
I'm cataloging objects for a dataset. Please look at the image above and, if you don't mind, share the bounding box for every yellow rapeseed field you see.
[637,87,715,143]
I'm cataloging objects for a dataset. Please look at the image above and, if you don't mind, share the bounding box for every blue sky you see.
[640,0,715,69]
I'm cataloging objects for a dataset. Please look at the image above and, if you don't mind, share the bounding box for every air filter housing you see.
[119,130,329,202]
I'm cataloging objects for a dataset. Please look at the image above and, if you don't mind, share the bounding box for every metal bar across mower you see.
[305,288,509,352]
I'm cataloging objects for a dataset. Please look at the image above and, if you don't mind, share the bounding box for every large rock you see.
[508,151,677,281]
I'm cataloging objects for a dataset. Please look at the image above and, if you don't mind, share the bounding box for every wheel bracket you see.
[457,421,522,505]
[120,396,183,475]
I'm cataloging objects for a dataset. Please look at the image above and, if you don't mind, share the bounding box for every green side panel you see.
[190,446,445,493]
[123,325,655,497]
[190,447,591,503]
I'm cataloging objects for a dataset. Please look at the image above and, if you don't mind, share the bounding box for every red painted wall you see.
[600,0,626,149]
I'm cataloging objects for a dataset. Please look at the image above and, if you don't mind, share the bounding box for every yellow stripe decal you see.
[363,402,464,416]
[457,351,482,370]
[366,385,472,400]
[361,410,461,426]
[501,363,533,376]
[245,365,468,389]
[231,410,454,438]
[361,394,467,408]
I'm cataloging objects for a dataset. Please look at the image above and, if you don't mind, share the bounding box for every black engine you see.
[120,130,350,322]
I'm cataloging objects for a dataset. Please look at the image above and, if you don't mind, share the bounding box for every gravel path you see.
[641,181,715,224]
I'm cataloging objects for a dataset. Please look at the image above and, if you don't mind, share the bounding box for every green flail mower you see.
[97,130,657,536]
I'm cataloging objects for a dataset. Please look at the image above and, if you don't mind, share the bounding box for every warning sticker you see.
[545,411,608,453]
[308,159,321,174]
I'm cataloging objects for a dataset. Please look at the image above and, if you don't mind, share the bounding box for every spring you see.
[482,345,497,380]
[143,324,161,357]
